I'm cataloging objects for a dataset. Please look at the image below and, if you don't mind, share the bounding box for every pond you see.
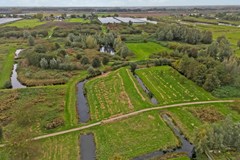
[11,49,26,89]
[133,114,195,160]
[77,80,90,123]
[80,133,96,160]
[100,45,115,55]
[134,74,158,105]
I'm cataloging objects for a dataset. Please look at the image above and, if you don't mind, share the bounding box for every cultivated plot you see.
[85,68,152,121]
[136,66,215,104]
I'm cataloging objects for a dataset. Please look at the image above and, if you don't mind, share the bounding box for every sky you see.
[0,0,240,7]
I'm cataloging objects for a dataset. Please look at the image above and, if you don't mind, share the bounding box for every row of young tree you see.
[174,37,240,92]
[156,24,212,44]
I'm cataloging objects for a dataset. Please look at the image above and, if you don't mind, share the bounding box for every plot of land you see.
[85,68,151,121]
[127,42,172,60]
[92,111,179,159]
[65,18,90,23]
[0,86,66,136]
[136,66,215,104]
[4,19,46,28]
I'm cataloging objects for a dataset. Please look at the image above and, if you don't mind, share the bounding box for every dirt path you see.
[32,100,235,140]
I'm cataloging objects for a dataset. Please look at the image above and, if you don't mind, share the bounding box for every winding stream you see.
[11,49,26,89]
[80,133,96,160]
[77,80,90,123]
[133,114,195,160]
[134,75,158,105]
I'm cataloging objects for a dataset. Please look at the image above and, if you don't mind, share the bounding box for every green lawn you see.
[4,19,45,28]
[65,18,90,23]
[127,42,172,60]
[92,111,179,159]
[0,45,15,89]
[136,66,215,105]
[86,68,152,122]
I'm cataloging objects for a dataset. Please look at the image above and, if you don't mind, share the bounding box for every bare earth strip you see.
[31,100,235,141]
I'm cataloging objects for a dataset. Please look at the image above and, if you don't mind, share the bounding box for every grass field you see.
[4,19,46,28]
[136,66,215,105]
[65,18,90,23]
[39,133,79,160]
[0,86,66,137]
[85,68,152,121]
[0,45,16,89]
[127,42,172,60]
[92,111,179,159]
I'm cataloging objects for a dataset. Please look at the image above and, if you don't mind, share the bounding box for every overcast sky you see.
[0,0,240,7]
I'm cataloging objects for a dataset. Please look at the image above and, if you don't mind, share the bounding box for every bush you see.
[92,57,101,68]
[4,80,12,89]
[76,54,82,60]
[35,45,47,53]
[49,58,58,69]
[102,57,109,65]
[28,36,35,46]
[81,57,90,65]
[45,118,64,130]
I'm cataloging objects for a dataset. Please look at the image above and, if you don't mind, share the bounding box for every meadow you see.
[85,68,152,121]
[4,19,46,28]
[65,18,90,23]
[136,66,215,105]
[0,44,15,88]
[91,111,179,159]
[0,86,66,136]
[127,42,172,60]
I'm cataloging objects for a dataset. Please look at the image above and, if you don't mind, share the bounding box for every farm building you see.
[98,17,157,24]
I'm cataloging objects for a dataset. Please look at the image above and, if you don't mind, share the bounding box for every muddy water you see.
[134,75,158,105]
[80,133,96,160]
[77,80,90,123]
[100,45,115,55]
[11,49,26,89]
[133,114,195,160]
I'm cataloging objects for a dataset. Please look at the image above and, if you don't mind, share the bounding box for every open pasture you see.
[65,18,90,23]
[127,42,172,60]
[4,19,46,28]
[85,68,151,121]
[136,66,215,105]
[92,111,179,159]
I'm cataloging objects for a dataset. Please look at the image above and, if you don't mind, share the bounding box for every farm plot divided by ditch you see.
[136,66,215,104]
[85,68,152,121]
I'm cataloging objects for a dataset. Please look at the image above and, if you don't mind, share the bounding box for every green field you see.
[127,42,172,60]
[92,111,179,159]
[65,18,90,23]
[136,66,215,104]
[85,68,152,121]
[4,19,46,28]
[0,45,16,89]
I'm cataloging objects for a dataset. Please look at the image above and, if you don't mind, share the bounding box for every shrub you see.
[45,118,64,130]
[28,36,35,46]
[81,56,90,65]
[76,54,82,60]
[92,57,101,68]
[35,45,47,53]
[40,58,49,69]
[102,57,109,65]
[49,58,58,69]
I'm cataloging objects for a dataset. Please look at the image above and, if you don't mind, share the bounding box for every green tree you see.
[36,13,43,21]
[28,36,35,46]
[86,36,98,49]
[40,58,49,69]
[203,72,220,92]
[92,57,101,68]
[49,58,58,69]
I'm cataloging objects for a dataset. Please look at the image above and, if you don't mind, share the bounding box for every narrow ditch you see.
[80,133,96,160]
[133,114,196,160]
